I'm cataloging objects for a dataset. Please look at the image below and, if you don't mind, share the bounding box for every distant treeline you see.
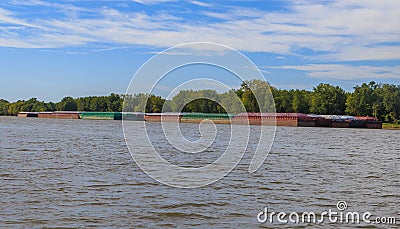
[1,80,399,123]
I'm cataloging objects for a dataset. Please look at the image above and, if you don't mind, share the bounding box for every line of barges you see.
[17,111,382,129]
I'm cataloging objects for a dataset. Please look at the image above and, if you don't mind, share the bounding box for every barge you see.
[37,111,80,119]
[79,112,120,120]
[232,113,317,127]
[17,112,39,118]
[181,113,234,124]
[144,113,182,122]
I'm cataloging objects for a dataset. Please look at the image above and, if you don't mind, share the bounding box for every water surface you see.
[0,117,399,228]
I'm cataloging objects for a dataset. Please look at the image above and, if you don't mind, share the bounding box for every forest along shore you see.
[2,81,400,125]
[16,111,383,129]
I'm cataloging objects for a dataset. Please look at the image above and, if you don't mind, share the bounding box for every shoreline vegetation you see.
[382,123,400,129]
[1,80,400,125]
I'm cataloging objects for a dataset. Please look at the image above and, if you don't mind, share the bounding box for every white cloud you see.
[0,8,39,28]
[271,64,400,80]
[190,1,212,7]
[0,37,40,48]
[7,0,94,14]
[0,0,399,62]
[318,46,400,61]
[131,0,177,5]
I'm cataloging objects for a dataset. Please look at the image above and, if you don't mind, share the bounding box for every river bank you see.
[383,123,400,130]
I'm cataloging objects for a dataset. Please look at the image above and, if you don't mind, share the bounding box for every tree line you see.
[1,80,399,123]
[0,93,124,116]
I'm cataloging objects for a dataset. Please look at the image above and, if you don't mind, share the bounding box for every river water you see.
[0,116,399,228]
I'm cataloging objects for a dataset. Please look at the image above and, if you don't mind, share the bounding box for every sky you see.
[0,0,400,102]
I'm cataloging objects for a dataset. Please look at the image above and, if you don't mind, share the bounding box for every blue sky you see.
[1,0,400,102]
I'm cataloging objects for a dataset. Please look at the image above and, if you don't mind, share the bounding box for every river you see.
[0,116,399,228]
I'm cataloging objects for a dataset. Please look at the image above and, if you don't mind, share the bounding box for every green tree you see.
[147,95,165,113]
[21,98,46,112]
[240,81,260,112]
[271,87,292,113]
[246,80,275,112]
[220,90,245,114]
[311,83,346,115]
[122,94,136,112]
[291,89,312,113]
[170,90,223,113]
[169,90,194,112]
[380,84,400,122]
[135,93,151,112]
[107,93,123,112]
[0,99,10,115]
[162,100,173,112]
[90,97,108,111]
[7,100,25,115]
[45,102,56,111]
[345,81,378,116]
[57,96,77,111]
[76,97,92,111]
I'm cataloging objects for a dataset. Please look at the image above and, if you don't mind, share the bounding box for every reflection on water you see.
[0,116,399,228]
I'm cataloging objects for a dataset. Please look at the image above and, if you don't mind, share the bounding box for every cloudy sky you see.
[1,0,400,101]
